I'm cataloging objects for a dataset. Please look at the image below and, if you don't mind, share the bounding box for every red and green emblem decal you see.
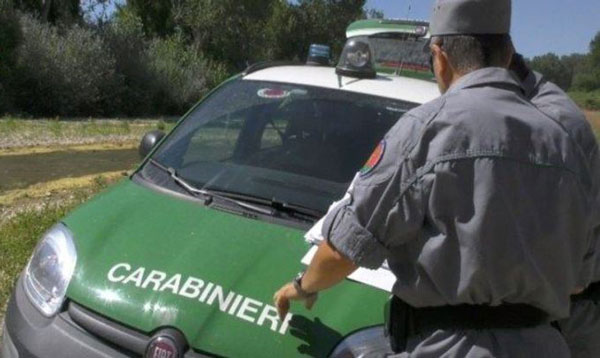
[360,140,386,176]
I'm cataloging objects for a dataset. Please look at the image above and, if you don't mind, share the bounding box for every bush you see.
[13,15,118,116]
[569,90,600,111]
[0,3,21,113]
[146,34,229,114]
[103,10,229,116]
[103,9,158,116]
[572,69,600,92]
[4,11,231,117]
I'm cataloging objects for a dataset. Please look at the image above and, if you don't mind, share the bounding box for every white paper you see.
[301,245,395,292]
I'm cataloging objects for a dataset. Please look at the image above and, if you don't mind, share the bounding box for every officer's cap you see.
[430,0,511,37]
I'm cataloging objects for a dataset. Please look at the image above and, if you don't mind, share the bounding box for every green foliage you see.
[124,0,174,37]
[147,34,228,113]
[163,0,365,69]
[529,53,572,91]
[12,0,81,25]
[260,1,304,61]
[173,0,276,69]
[590,32,600,68]
[0,2,21,112]
[569,90,600,111]
[296,0,366,57]
[365,8,385,19]
[260,0,366,64]
[157,119,166,131]
[0,207,68,317]
[13,15,118,116]
[572,32,600,92]
[103,9,157,116]
[101,9,227,116]
[1,0,369,117]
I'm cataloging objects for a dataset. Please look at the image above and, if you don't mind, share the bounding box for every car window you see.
[370,34,431,73]
[146,78,417,213]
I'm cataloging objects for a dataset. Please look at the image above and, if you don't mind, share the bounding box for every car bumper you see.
[2,319,19,358]
[3,276,131,358]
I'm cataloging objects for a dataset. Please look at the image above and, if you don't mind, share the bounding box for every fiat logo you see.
[145,335,180,358]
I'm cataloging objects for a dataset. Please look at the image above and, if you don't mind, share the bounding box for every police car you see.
[1,21,438,358]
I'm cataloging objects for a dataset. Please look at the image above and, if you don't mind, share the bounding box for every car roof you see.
[346,19,430,38]
[243,65,439,104]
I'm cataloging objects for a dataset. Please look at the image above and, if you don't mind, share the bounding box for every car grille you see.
[67,301,218,358]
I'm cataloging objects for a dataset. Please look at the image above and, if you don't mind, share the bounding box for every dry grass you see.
[0,171,128,223]
[0,117,176,150]
[585,111,600,141]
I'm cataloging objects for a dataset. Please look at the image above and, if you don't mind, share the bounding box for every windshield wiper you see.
[206,190,323,221]
[270,199,323,220]
[148,159,274,216]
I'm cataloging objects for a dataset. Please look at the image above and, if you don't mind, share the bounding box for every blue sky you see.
[366,0,600,58]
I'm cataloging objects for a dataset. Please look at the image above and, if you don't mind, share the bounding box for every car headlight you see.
[23,223,77,317]
[329,326,393,358]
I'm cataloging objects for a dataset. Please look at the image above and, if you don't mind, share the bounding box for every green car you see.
[2,43,438,357]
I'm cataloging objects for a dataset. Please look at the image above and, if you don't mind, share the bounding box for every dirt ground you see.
[0,147,138,191]
[586,111,600,135]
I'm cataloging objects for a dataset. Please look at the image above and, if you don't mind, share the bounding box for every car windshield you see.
[143,78,418,213]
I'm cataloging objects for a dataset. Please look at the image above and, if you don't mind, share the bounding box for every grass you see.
[0,177,113,322]
[0,205,73,318]
[0,117,177,149]
[570,90,600,112]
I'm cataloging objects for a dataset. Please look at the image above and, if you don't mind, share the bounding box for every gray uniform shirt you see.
[322,68,595,320]
[523,71,600,283]
[522,72,600,358]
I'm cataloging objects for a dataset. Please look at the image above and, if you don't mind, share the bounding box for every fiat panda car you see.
[2,31,439,357]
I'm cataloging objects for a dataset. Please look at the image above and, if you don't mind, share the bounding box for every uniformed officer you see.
[273,0,596,356]
[510,53,600,358]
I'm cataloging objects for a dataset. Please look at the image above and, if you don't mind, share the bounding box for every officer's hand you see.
[273,283,318,320]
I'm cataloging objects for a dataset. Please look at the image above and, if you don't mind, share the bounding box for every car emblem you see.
[145,335,180,358]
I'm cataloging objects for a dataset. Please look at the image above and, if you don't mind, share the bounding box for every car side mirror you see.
[139,130,166,159]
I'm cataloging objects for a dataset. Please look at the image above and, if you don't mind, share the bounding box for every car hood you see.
[63,179,387,357]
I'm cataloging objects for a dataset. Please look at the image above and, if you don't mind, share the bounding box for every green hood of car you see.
[63,179,387,357]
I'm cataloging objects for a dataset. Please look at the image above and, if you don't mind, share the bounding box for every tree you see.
[529,53,572,91]
[573,31,600,91]
[365,8,384,19]
[13,0,81,24]
[295,0,366,58]
[261,1,304,61]
[173,0,278,69]
[124,0,175,37]
[590,31,600,67]
[0,0,21,112]
[13,15,118,115]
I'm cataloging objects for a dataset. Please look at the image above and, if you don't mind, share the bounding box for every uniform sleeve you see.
[321,115,427,269]
[582,146,600,285]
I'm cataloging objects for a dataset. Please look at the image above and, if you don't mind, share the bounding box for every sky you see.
[366,0,600,58]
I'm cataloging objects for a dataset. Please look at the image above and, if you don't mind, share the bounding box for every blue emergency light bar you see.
[306,44,331,66]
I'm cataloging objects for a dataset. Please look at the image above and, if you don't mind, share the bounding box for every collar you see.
[521,70,544,98]
[445,67,523,95]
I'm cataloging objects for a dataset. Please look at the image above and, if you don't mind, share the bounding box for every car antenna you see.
[404,0,413,19]
[394,1,413,76]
